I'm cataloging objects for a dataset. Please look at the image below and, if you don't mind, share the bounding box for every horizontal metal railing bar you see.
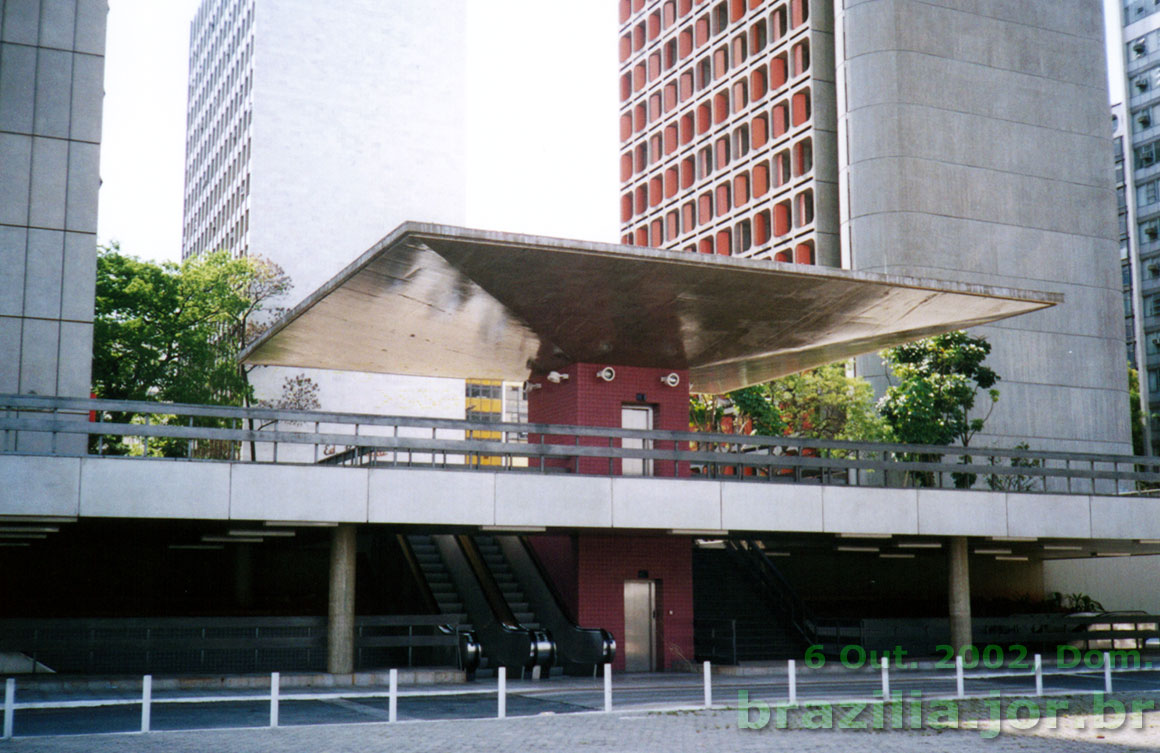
[12,686,503,711]
[5,661,1154,713]
[7,415,1158,482]
[3,393,1157,468]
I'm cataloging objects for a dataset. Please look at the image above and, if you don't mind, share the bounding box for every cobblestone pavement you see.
[6,707,1160,753]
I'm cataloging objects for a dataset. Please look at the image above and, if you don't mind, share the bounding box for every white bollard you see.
[955,654,964,699]
[1105,652,1113,694]
[389,668,398,723]
[498,666,507,719]
[140,674,152,733]
[788,659,797,705]
[703,661,712,708]
[3,678,14,740]
[1034,654,1043,696]
[2,677,13,737]
[880,657,890,699]
[269,672,279,728]
[603,663,612,712]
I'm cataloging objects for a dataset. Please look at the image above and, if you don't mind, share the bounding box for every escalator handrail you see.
[512,536,616,664]
[455,534,523,629]
[397,534,443,615]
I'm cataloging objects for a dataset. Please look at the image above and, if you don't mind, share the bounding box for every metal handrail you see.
[3,393,1159,494]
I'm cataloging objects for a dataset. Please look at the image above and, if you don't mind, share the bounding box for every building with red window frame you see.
[618,0,837,266]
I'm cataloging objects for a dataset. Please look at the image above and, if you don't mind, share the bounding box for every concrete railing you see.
[2,394,1158,496]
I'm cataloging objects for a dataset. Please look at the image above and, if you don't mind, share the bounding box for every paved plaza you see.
[7,705,1160,753]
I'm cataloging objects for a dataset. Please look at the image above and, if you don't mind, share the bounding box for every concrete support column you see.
[948,536,972,655]
[327,524,357,674]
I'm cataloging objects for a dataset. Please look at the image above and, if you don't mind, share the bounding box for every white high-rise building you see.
[181,0,469,417]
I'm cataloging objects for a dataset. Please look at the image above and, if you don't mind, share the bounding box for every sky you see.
[98,0,1123,265]
[96,0,620,264]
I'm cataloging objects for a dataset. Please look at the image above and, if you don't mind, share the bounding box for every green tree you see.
[766,362,889,442]
[1129,366,1147,456]
[689,362,885,442]
[92,244,297,456]
[878,331,999,487]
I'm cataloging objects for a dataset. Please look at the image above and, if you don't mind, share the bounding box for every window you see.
[732,33,747,65]
[753,161,770,196]
[1138,141,1160,168]
[749,19,767,54]
[791,88,811,126]
[697,56,712,90]
[715,134,731,167]
[795,189,814,226]
[715,181,731,216]
[793,137,812,175]
[733,79,748,112]
[752,113,769,149]
[773,149,791,187]
[713,45,729,79]
[697,144,714,178]
[792,41,810,79]
[734,172,750,205]
[770,5,787,42]
[733,124,750,157]
[1139,180,1159,206]
[698,191,714,222]
[734,219,752,254]
[712,1,728,34]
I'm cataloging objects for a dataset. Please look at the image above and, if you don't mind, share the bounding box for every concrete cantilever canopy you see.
[241,223,1061,394]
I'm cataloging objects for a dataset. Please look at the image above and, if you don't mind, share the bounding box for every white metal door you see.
[623,579,656,672]
[621,406,653,476]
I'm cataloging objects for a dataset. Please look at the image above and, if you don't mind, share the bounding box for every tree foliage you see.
[877,331,999,448]
[1129,366,1147,456]
[690,362,886,441]
[92,244,304,456]
[93,244,281,406]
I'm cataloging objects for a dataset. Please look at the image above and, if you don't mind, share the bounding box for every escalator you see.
[476,535,615,675]
[399,534,481,673]
[405,533,553,678]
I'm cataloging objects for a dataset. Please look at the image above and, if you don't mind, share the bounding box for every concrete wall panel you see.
[230,464,367,522]
[80,457,230,519]
[495,474,612,528]
[1090,496,1160,540]
[721,482,823,532]
[0,455,80,516]
[611,477,721,530]
[1006,493,1092,538]
[369,468,495,526]
[917,489,1008,536]
[822,486,919,534]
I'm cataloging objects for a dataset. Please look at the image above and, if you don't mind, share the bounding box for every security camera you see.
[547,371,570,384]
[661,372,680,387]
[596,367,616,382]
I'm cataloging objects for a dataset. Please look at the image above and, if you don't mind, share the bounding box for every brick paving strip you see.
[5,705,1159,753]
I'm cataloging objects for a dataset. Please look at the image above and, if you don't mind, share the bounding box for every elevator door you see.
[621,406,653,476]
[623,579,656,672]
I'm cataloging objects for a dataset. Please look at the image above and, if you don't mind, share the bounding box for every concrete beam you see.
[0,455,1154,542]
